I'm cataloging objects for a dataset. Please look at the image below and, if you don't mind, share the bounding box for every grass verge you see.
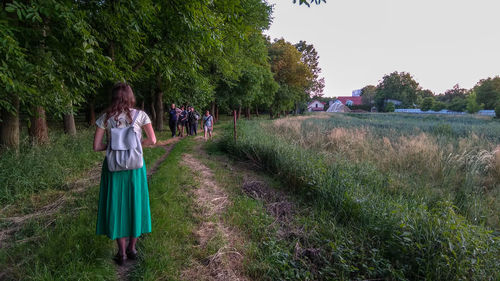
[130,138,199,280]
[0,145,166,280]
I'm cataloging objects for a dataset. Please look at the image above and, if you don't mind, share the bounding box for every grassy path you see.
[0,125,303,280]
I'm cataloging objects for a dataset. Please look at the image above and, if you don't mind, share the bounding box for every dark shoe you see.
[126,249,138,260]
[114,253,126,265]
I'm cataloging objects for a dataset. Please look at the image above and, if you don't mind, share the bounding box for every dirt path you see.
[180,144,248,281]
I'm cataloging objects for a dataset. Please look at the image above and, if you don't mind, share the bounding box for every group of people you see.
[168,103,214,140]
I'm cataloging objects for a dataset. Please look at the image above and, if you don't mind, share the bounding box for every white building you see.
[307,100,326,112]
[352,89,362,96]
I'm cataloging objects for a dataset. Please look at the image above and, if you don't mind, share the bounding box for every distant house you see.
[335,96,362,106]
[307,100,326,112]
[352,89,362,96]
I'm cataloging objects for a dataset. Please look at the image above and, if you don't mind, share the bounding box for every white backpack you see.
[106,110,143,172]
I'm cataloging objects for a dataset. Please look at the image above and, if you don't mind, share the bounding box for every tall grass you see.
[220,116,500,280]
[0,128,103,204]
[271,114,500,229]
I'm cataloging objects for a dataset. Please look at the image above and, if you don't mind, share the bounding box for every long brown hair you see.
[104,82,136,126]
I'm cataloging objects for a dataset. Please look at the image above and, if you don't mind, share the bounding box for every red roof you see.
[336,96,362,106]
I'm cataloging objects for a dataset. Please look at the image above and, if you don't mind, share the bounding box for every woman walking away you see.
[203,110,214,141]
[168,103,178,138]
[93,82,156,265]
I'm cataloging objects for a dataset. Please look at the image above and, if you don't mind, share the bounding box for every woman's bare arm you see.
[142,123,157,146]
[93,127,107,151]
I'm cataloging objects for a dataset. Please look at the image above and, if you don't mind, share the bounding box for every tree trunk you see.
[233,109,237,141]
[295,103,299,115]
[88,100,96,127]
[151,97,156,126]
[155,74,164,131]
[215,105,219,121]
[237,105,241,119]
[0,96,20,149]
[155,91,163,131]
[63,102,76,136]
[211,102,216,121]
[29,106,49,144]
[255,105,259,117]
[269,109,273,119]
[246,107,250,119]
[63,113,76,136]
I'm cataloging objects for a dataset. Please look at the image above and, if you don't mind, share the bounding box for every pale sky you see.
[265,0,500,97]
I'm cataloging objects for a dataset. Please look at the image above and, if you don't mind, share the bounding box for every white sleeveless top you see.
[96,109,151,139]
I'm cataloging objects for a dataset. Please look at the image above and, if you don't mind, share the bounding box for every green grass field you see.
[219,113,500,280]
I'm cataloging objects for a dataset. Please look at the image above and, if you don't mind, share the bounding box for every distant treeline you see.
[360,72,500,113]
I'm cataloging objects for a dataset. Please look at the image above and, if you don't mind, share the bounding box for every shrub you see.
[421,97,435,111]
[349,104,372,111]
[495,102,500,118]
[466,91,483,114]
[431,101,446,111]
[385,102,395,112]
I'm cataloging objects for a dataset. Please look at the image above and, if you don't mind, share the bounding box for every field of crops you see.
[221,113,500,280]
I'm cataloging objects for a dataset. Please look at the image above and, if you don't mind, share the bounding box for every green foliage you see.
[431,101,446,111]
[294,0,327,7]
[447,97,467,112]
[375,71,420,110]
[495,103,500,118]
[269,38,313,115]
[466,91,483,114]
[474,77,500,109]
[295,40,325,97]
[420,97,435,111]
[361,85,377,105]
[384,102,395,112]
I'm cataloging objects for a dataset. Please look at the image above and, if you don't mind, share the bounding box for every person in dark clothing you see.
[188,107,200,135]
[168,103,178,138]
[177,106,188,137]
[185,106,191,135]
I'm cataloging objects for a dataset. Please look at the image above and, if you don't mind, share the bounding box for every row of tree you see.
[359,72,500,113]
[0,0,324,149]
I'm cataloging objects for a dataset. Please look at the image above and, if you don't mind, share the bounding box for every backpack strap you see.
[130,109,140,126]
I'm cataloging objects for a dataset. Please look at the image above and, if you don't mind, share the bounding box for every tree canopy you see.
[1,0,322,148]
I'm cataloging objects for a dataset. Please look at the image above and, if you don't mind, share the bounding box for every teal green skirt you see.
[96,158,152,240]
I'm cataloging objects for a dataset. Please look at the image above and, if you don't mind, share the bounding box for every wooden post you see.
[233,109,237,142]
